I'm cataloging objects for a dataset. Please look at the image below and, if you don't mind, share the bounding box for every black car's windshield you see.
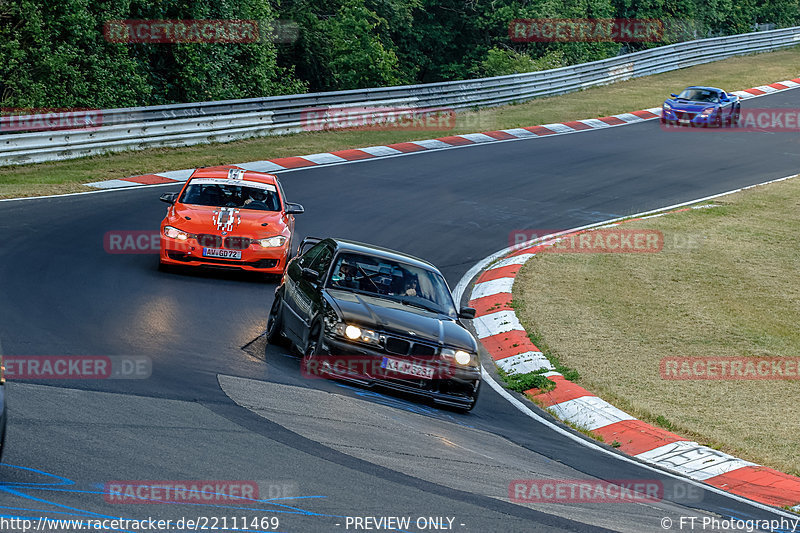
[179,178,281,211]
[328,252,457,317]
[677,88,720,103]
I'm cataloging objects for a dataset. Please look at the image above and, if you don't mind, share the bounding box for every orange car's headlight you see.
[256,236,287,248]
[164,226,192,240]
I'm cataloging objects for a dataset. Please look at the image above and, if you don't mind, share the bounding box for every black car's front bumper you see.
[313,336,481,409]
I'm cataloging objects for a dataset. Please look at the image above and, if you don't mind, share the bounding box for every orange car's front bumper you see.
[159,237,289,274]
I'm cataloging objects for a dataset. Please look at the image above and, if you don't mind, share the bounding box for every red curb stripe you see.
[631,110,658,119]
[469,294,514,317]
[121,174,178,185]
[386,142,428,153]
[744,88,765,95]
[330,149,374,161]
[267,157,317,169]
[510,244,548,256]
[477,265,521,284]
[483,130,517,140]
[592,420,688,456]
[769,83,788,90]
[705,466,800,508]
[598,116,626,126]
[561,121,593,131]
[436,135,474,146]
[792,78,800,84]
[523,126,557,136]
[479,330,539,361]
[527,375,593,407]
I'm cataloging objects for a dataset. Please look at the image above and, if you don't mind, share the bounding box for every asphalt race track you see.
[1,88,800,532]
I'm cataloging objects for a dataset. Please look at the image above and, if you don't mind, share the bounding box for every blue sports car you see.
[661,86,741,127]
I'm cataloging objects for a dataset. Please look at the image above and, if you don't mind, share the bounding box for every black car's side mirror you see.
[301,267,319,282]
[670,93,678,98]
[458,307,476,320]
[160,193,177,204]
[286,203,305,215]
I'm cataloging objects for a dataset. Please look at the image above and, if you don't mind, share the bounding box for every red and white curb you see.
[84,78,800,190]
[466,200,800,510]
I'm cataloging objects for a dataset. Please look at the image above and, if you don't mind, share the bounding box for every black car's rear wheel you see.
[266,295,285,345]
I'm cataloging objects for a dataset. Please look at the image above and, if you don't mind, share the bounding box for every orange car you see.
[158,168,303,275]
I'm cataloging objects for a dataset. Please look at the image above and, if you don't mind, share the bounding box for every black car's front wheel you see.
[458,381,481,413]
[266,295,285,345]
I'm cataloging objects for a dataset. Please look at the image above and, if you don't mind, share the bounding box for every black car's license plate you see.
[381,357,435,379]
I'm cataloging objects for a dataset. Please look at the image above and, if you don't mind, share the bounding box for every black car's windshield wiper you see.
[398,297,444,315]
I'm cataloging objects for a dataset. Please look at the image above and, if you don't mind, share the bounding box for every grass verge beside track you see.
[1,46,800,199]
[513,175,800,476]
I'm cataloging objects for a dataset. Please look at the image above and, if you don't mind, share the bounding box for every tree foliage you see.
[1,0,798,107]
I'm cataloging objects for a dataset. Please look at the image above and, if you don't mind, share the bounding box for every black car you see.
[266,238,481,411]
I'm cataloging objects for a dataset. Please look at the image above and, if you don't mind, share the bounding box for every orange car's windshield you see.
[179,179,281,211]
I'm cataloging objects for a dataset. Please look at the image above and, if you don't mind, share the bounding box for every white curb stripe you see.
[155,169,194,181]
[547,396,637,431]
[490,253,536,269]
[541,123,575,134]
[614,113,645,123]
[237,161,288,173]
[359,145,404,157]
[781,79,800,88]
[496,351,554,374]
[299,153,348,165]
[472,310,524,339]
[84,179,141,189]
[636,441,757,482]
[470,277,515,300]
[457,133,498,143]
[753,85,778,94]
[579,119,613,129]
[500,128,537,138]
[410,139,453,150]
[645,107,663,115]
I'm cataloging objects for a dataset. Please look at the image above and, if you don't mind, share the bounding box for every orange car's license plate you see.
[203,248,242,259]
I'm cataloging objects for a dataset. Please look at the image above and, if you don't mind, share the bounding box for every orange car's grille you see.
[197,234,222,247]
[224,236,251,250]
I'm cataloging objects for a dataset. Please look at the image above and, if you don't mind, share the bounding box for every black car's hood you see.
[326,289,477,350]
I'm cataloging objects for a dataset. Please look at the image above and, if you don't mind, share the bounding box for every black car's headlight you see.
[663,103,672,111]
[701,107,715,116]
[441,348,477,367]
[334,323,381,345]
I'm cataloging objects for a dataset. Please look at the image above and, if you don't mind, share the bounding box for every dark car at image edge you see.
[266,237,482,411]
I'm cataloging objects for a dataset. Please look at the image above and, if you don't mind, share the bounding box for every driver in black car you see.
[334,260,360,289]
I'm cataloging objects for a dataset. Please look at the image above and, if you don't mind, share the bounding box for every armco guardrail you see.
[2,27,799,166]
